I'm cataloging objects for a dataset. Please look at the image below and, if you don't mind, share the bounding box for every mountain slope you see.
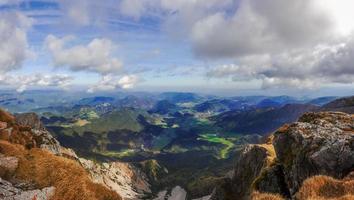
[149,100,180,115]
[321,96,354,113]
[73,108,152,134]
[194,99,249,113]
[214,104,318,135]
[0,109,150,200]
[307,96,337,106]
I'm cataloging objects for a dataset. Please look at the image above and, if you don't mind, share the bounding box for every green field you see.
[197,134,235,159]
[96,149,136,158]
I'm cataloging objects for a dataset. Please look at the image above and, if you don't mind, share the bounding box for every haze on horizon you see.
[1,0,354,96]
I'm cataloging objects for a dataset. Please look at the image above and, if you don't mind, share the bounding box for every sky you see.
[1,0,354,96]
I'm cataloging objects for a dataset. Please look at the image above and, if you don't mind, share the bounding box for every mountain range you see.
[0,91,353,200]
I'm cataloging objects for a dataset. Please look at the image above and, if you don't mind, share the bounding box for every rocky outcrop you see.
[79,158,151,200]
[15,112,65,155]
[273,112,354,195]
[0,109,62,155]
[253,163,290,197]
[15,113,46,131]
[0,178,55,200]
[209,112,354,200]
[210,144,276,200]
[0,109,151,200]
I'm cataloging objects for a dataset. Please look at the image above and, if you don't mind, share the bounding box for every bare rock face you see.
[15,112,62,155]
[253,163,290,198]
[15,113,45,131]
[0,109,60,154]
[79,158,151,200]
[209,112,354,200]
[0,178,55,200]
[210,144,275,200]
[273,112,354,195]
[0,110,77,159]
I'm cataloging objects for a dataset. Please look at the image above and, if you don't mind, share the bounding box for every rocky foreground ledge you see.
[0,109,150,200]
[210,112,354,200]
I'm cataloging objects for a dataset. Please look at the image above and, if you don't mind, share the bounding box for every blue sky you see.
[1,0,354,96]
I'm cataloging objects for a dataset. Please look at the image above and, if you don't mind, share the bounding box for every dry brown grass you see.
[296,174,354,200]
[251,191,284,200]
[257,143,276,167]
[0,108,15,124]
[0,140,121,200]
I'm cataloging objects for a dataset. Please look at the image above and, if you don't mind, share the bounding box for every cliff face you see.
[79,158,151,200]
[0,109,150,200]
[210,112,354,200]
[273,112,354,195]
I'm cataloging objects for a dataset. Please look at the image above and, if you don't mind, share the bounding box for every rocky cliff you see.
[210,112,354,200]
[0,109,150,200]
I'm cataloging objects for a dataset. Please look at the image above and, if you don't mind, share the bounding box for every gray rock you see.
[0,178,55,200]
[210,144,272,200]
[273,112,354,195]
[253,163,290,198]
[79,158,150,200]
[153,186,187,200]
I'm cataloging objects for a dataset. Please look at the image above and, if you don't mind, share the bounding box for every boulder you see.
[273,112,354,195]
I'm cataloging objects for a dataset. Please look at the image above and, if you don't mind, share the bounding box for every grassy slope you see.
[197,134,235,159]
[60,108,152,136]
[0,140,121,200]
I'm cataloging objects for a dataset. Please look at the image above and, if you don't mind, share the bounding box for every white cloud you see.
[0,74,73,92]
[191,0,337,58]
[207,41,354,89]
[193,0,354,89]
[0,12,33,73]
[45,35,123,75]
[88,74,139,92]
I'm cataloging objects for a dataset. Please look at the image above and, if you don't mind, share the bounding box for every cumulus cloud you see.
[88,74,139,93]
[207,41,354,88]
[117,0,354,89]
[44,34,135,92]
[196,0,354,89]
[0,12,33,73]
[0,74,73,92]
[191,0,337,58]
[45,35,123,75]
